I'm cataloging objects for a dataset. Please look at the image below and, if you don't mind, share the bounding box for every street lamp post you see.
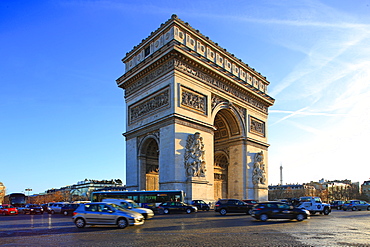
[25,188,32,203]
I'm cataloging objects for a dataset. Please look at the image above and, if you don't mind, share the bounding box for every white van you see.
[102,199,154,219]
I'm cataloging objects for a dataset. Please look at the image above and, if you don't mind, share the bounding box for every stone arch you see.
[212,102,246,138]
[214,151,229,199]
[138,135,159,190]
[213,107,244,200]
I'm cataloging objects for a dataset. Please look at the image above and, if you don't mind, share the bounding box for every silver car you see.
[342,200,370,211]
[102,199,154,219]
[72,202,145,229]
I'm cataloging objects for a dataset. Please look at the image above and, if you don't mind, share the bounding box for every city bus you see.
[91,190,185,210]
[8,193,26,207]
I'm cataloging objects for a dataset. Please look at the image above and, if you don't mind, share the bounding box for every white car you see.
[102,199,154,219]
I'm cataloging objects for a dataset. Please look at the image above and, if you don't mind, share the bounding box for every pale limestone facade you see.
[116,15,275,203]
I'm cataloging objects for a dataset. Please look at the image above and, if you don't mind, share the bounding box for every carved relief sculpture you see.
[252,151,266,185]
[184,132,206,177]
[181,87,207,114]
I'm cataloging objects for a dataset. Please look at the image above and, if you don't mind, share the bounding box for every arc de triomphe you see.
[116,15,275,203]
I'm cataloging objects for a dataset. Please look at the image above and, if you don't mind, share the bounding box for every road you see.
[0,210,369,246]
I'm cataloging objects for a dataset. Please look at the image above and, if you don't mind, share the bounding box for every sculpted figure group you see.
[184,132,206,177]
[253,151,266,185]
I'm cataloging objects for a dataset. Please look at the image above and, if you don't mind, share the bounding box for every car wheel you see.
[259,214,268,222]
[206,208,210,212]
[352,207,357,211]
[296,214,305,221]
[323,208,330,215]
[367,206,370,211]
[186,208,192,214]
[2,212,6,216]
[74,218,86,228]
[164,208,169,214]
[117,218,128,229]
[219,209,227,216]
[63,211,68,216]
[248,209,253,215]
[51,210,55,214]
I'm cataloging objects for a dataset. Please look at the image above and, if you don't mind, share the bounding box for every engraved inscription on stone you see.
[250,116,265,136]
[129,88,169,123]
[180,86,207,115]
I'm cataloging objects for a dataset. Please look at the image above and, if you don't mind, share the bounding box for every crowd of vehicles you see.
[2,190,369,229]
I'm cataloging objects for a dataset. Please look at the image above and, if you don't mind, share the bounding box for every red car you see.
[0,204,18,216]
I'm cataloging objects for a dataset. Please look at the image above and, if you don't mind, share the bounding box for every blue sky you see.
[1,0,370,195]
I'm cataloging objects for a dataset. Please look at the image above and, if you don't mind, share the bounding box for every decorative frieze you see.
[180,86,207,115]
[129,88,170,124]
[249,116,265,137]
[125,60,174,95]
[175,59,268,113]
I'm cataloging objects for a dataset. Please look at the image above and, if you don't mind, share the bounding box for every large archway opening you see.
[213,109,241,200]
[214,152,228,199]
[139,138,159,191]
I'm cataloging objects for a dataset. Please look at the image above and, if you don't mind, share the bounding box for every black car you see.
[158,202,198,214]
[330,200,344,210]
[41,203,51,213]
[242,199,259,215]
[191,200,210,211]
[23,204,44,214]
[61,203,80,216]
[251,201,310,222]
[214,199,249,215]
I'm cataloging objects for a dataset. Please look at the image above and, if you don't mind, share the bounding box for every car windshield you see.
[127,201,140,208]
[110,203,130,212]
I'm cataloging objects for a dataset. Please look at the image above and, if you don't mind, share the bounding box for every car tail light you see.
[72,212,77,216]
[215,204,220,207]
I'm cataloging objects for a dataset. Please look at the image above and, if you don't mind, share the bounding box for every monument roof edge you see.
[121,15,270,84]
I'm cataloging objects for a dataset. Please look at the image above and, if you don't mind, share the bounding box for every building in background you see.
[45,179,125,201]
[361,180,370,200]
[24,179,125,204]
[0,182,5,204]
[268,179,364,202]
